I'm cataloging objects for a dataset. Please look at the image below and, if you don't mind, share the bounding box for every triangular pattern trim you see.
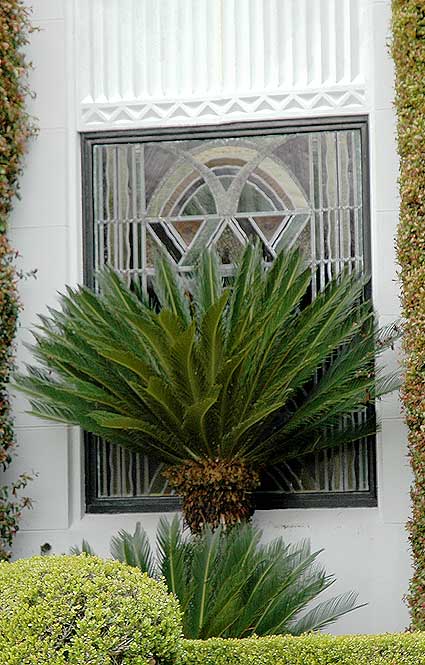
[80,87,367,129]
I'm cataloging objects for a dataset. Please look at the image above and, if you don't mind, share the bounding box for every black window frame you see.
[81,115,377,514]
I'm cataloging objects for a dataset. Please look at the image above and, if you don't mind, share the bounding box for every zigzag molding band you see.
[80,87,367,130]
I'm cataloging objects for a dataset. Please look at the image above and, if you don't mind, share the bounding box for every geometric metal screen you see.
[84,121,374,507]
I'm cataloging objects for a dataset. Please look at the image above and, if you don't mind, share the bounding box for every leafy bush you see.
[74,518,360,639]
[0,471,33,560]
[16,245,399,531]
[0,554,182,665]
[180,634,425,665]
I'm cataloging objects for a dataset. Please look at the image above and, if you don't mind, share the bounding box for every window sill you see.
[86,491,377,514]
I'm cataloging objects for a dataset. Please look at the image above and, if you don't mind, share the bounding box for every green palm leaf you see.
[89,411,191,463]
[182,392,221,456]
[69,540,96,556]
[153,251,191,327]
[225,242,263,353]
[288,590,363,635]
[110,522,156,577]
[156,516,191,610]
[186,526,221,639]
[199,292,229,388]
[203,524,262,637]
[192,248,223,316]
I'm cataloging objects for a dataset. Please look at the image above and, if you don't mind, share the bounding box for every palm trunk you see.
[164,459,260,533]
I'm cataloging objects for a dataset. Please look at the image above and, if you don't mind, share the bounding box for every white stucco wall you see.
[5,0,409,634]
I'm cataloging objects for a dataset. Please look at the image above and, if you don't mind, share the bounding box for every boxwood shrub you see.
[0,554,182,665]
[181,634,425,665]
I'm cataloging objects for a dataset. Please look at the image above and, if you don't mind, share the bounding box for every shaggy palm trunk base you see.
[164,459,260,533]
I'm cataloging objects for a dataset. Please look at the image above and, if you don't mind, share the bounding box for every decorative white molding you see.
[80,86,367,129]
[77,0,368,130]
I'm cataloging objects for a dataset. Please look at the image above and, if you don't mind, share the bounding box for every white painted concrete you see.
[5,0,410,634]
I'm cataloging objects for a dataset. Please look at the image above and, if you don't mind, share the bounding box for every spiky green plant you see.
[72,517,361,639]
[15,245,398,531]
[69,539,96,556]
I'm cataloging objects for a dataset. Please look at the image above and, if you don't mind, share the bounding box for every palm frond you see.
[202,524,262,637]
[153,250,191,327]
[375,369,402,396]
[97,266,149,314]
[156,515,190,609]
[110,522,156,576]
[269,414,378,464]
[233,539,323,637]
[69,540,96,556]
[182,392,221,456]
[225,241,263,353]
[168,322,203,404]
[193,248,223,316]
[288,590,363,635]
[376,318,403,349]
[198,292,229,388]
[185,526,221,639]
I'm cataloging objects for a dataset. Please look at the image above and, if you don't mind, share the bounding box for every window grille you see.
[82,118,375,512]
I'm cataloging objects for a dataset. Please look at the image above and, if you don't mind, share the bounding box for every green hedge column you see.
[392,1,425,628]
[0,1,36,558]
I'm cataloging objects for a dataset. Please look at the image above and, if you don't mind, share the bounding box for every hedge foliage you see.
[1,555,425,665]
[0,0,36,559]
[181,634,425,665]
[392,0,425,628]
[0,554,183,665]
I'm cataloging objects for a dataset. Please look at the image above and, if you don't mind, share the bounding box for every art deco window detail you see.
[83,120,374,510]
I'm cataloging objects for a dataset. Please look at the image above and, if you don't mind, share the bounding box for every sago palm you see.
[15,244,398,531]
[72,517,361,638]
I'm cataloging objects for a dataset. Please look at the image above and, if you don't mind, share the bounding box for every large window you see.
[81,117,375,513]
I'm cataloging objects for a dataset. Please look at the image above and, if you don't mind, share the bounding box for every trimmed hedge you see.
[1,554,425,664]
[0,554,183,665]
[181,634,425,665]
[392,1,425,628]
